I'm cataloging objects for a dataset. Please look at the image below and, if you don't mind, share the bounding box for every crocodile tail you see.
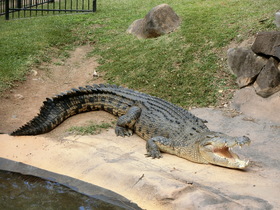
[10,84,131,136]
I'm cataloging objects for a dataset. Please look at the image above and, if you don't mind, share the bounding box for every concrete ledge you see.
[0,157,141,210]
[1,108,280,209]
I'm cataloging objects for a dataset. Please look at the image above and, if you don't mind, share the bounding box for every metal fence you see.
[0,0,5,16]
[0,0,96,20]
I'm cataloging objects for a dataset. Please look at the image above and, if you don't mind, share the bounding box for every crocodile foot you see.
[115,126,133,137]
[145,137,168,159]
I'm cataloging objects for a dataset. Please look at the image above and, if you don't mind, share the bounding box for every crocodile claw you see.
[115,126,133,137]
[146,138,163,159]
[145,151,162,159]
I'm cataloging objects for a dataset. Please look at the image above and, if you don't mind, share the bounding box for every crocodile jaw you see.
[199,133,251,169]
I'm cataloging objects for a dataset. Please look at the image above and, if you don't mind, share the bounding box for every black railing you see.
[0,0,5,16]
[1,0,96,20]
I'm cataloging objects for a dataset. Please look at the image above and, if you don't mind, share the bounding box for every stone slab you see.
[1,108,280,209]
[231,86,280,123]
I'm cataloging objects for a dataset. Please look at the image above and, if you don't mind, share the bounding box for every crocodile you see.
[11,84,250,169]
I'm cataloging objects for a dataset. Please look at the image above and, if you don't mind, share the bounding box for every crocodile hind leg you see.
[146,136,174,158]
[115,106,142,137]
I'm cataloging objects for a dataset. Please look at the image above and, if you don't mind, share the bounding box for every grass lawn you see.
[0,0,279,107]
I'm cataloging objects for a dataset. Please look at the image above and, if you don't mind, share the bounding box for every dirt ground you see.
[0,45,111,135]
[1,45,280,209]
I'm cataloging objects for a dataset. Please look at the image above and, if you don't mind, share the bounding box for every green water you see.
[0,170,125,210]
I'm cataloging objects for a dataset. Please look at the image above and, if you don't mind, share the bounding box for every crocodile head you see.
[198,132,251,169]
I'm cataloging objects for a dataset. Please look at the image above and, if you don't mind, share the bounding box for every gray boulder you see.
[127,4,180,39]
[227,47,267,88]
[251,31,280,60]
[253,57,280,97]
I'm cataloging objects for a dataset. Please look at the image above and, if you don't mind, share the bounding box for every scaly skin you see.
[11,84,251,169]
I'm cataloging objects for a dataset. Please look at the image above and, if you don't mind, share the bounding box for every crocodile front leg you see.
[146,136,174,158]
[115,106,142,137]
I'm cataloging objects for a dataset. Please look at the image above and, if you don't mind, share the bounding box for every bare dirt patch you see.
[0,45,108,134]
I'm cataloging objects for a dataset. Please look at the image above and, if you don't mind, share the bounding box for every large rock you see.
[251,31,280,60]
[127,4,180,39]
[227,47,267,88]
[253,57,280,97]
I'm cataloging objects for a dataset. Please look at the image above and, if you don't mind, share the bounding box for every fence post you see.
[5,0,9,20]
[93,0,96,12]
[17,0,22,8]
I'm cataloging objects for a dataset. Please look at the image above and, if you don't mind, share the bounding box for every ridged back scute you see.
[11,84,129,135]
[10,84,209,136]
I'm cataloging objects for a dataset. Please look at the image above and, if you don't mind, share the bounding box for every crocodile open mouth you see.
[213,146,239,159]
[201,138,250,169]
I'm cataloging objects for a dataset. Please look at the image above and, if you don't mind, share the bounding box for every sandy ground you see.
[0,45,280,209]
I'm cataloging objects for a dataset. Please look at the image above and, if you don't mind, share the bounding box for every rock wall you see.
[228,31,280,98]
